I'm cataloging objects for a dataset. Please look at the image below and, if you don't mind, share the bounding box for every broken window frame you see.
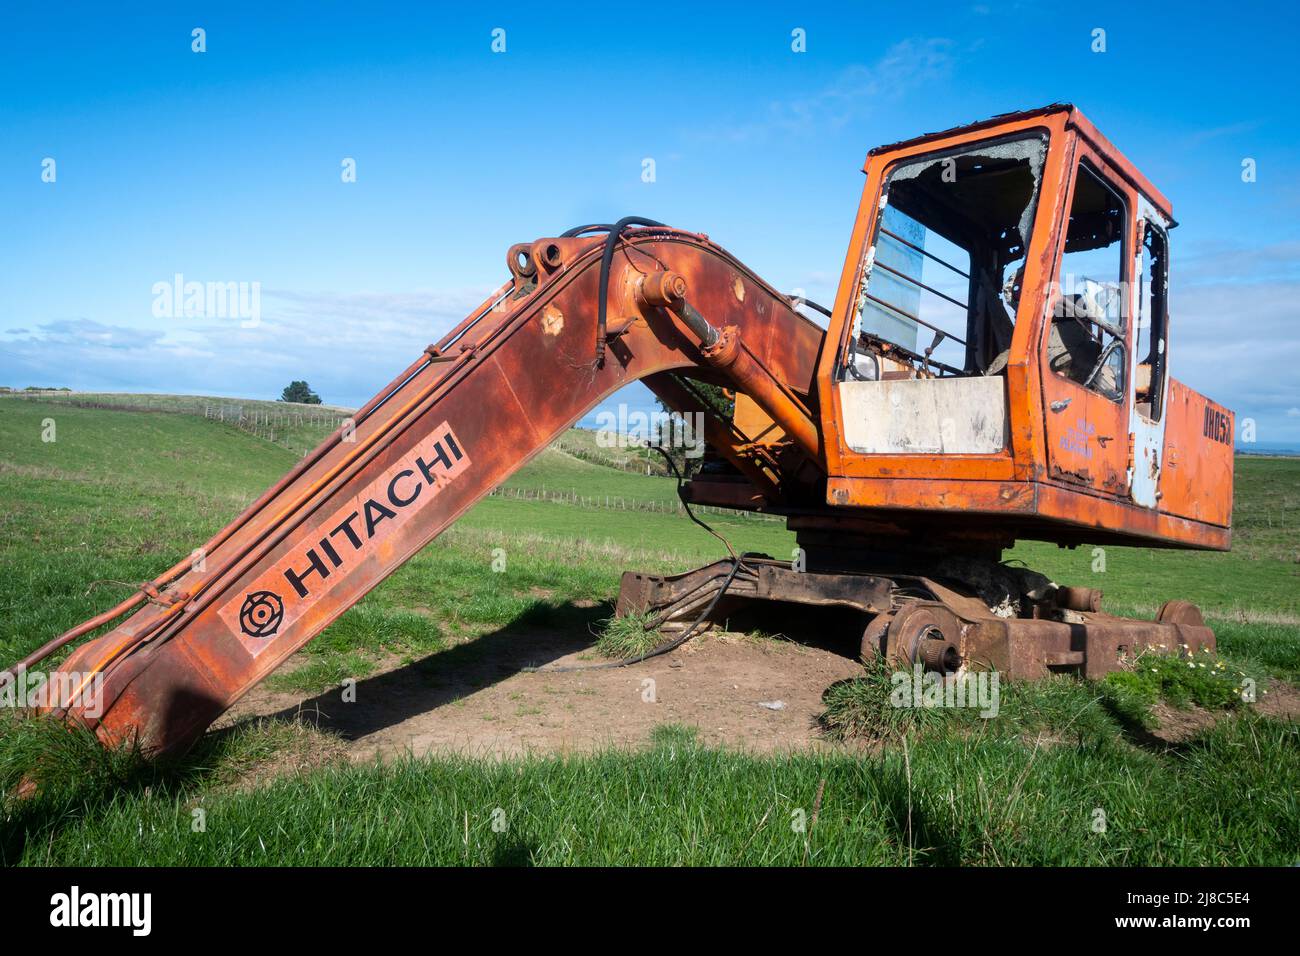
[1047,158,1130,405]
[837,130,1051,382]
[1135,219,1170,422]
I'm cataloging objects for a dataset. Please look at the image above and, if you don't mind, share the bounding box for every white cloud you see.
[700,38,955,143]
[0,286,492,406]
[1168,236,1300,441]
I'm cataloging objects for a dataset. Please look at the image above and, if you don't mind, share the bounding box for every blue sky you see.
[2,1,1297,444]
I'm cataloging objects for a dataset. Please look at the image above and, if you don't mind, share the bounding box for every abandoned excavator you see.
[9,104,1234,758]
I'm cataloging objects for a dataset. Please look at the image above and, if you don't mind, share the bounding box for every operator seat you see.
[1049,293,1115,394]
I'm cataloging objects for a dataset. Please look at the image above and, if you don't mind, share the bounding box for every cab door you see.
[1040,151,1133,497]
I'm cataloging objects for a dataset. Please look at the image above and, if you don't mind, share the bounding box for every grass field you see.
[1,396,1297,866]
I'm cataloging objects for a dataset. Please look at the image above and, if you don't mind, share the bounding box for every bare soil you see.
[219,629,866,763]
[1255,678,1300,722]
[1141,679,1300,744]
[216,626,1300,781]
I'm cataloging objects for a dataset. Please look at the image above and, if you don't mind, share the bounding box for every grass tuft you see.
[594,611,661,660]
[0,711,153,805]
[818,658,951,742]
[648,723,700,750]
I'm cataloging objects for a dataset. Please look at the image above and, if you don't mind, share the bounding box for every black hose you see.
[795,297,833,318]
[558,218,670,364]
[535,554,751,673]
[559,223,614,238]
[592,216,668,366]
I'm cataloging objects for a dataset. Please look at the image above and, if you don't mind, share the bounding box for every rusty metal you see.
[641,371,784,500]
[885,605,964,673]
[816,103,1232,552]
[28,227,824,756]
[623,553,1212,681]
[506,243,536,280]
[1056,586,1103,613]
[616,558,892,630]
[16,104,1238,758]
[634,269,823,462]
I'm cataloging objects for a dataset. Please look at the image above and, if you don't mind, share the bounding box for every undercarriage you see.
[616,547,1215,680]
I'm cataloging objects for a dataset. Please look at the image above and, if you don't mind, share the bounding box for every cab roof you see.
[866,104,1173,223]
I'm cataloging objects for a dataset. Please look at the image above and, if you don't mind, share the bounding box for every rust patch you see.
[541,304,564,336]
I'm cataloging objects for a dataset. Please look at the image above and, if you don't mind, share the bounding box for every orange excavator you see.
[9,104,1233,757]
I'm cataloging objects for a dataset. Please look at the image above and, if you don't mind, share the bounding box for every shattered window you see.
[843,132,1049,381]
[1050,162,1127,402]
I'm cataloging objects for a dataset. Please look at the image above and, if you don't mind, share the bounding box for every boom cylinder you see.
[637,271,822,463]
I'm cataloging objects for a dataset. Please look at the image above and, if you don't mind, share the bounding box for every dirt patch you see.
[1140,678,1299,745]
[216,629,1300,774]
[1257,678,1300,721]
[204,719,350,794]
[1147,701,1220,744]
[221,629,865,763]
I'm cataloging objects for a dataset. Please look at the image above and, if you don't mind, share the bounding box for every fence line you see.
[550,439,664,476]
[4,393,777,518]
[486,484,782,521]
[3,390,349,452]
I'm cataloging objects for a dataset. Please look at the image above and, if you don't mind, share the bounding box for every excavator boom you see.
[24,226,824,756]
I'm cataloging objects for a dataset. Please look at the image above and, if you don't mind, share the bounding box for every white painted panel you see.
[839,377,1009,454]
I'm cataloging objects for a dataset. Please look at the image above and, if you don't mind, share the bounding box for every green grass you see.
[549,427,666,475]
[1,396,1298,866]
[2,709,1294,865]
[821,648,1262,745]
[819,658,952,741]
[1,389,352,457]
[493,441,681,505]
[648,722,701,750]
[1097,648,1258,730]
[1210,619,1300,682]
[594,610,661,659]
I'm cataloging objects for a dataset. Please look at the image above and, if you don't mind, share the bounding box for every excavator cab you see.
[813,104,1232,552]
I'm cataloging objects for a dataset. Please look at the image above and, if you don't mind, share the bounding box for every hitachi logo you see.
[218,422,471,655]
[284,432,464,600]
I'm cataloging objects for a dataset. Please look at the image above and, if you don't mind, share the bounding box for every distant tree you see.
[279,380,322,405]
